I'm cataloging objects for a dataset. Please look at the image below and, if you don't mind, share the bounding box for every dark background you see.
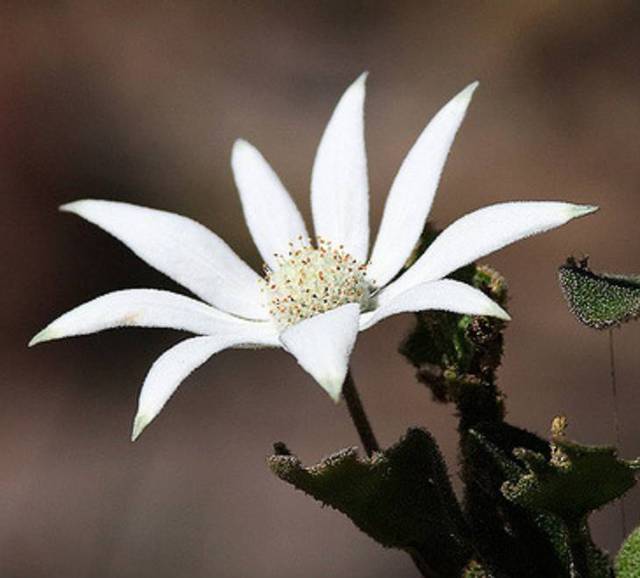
[3,2,640,577]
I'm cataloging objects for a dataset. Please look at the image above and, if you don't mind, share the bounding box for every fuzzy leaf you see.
[465,428,571,576]
[470,427,616,577]
[268,428,471,576]
[558,257,640,329]
[616,526,640,577]
[503,433,638,520]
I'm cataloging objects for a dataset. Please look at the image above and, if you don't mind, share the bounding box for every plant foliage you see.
[269,234,639,577]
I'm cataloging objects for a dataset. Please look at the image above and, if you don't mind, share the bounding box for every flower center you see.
[262,238,374,328]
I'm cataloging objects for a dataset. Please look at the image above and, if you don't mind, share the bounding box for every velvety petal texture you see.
[32,74,599,441]
[61,200,267,320]
[360,279,510,330]
[132,323,280,440]
[381,202,598,303]
[29,289,254,345]
[367,82,478,288]
[311,73,369,262]
[232,139,308,270]
[279,304,360,402]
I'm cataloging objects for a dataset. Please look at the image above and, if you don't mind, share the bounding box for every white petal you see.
[132,323,279,441]
[311,73,369,262]
[367,82,478,288]
[28,289,257,346]
[61,200,267,320]
[381,202,598,303]
[279,303,360,402]
[361,279,510,330]
[231,139,309,270]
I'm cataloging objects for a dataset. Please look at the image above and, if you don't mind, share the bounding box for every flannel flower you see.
[30,74,596,440]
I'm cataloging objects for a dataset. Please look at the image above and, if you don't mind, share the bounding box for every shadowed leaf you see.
[268,428,471,576]
[502,418,639,520]
[471,424,618,578]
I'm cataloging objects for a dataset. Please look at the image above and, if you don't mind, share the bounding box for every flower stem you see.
[342,369,379,457]
[342,370,438,578]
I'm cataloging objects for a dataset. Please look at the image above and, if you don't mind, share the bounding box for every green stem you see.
[342,371,440,578]
[342,369,380,457]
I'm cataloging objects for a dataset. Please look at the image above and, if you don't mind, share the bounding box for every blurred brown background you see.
[2,2,640,577]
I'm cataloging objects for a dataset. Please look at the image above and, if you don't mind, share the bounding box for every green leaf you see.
[616,526,640,577]
[470,423,618,577]
[558,257,640,329]
[268,428,471,576]
[465,427,571,576]
[502,418,638,520]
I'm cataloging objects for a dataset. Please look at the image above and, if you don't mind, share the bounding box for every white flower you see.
[29,74,597,440]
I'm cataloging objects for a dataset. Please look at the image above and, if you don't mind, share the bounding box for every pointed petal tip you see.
[472,294,510,322]
[28,328,53,347]
[60,199,105,214]
[58,201,76,213]
[571,204,599,218]
[464,80,480,94]
[59,200,87,214]
[299,364,346,403]
[131,413,151,442]
[231,139,263,167]
[279,304,359,403]
[231,139,248,165]
[313,359,351,402]
[493,306,511,322]
[455,81,479,103]
[231,138,250,154]
[344,71,368,94]
[324,379,343,404]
